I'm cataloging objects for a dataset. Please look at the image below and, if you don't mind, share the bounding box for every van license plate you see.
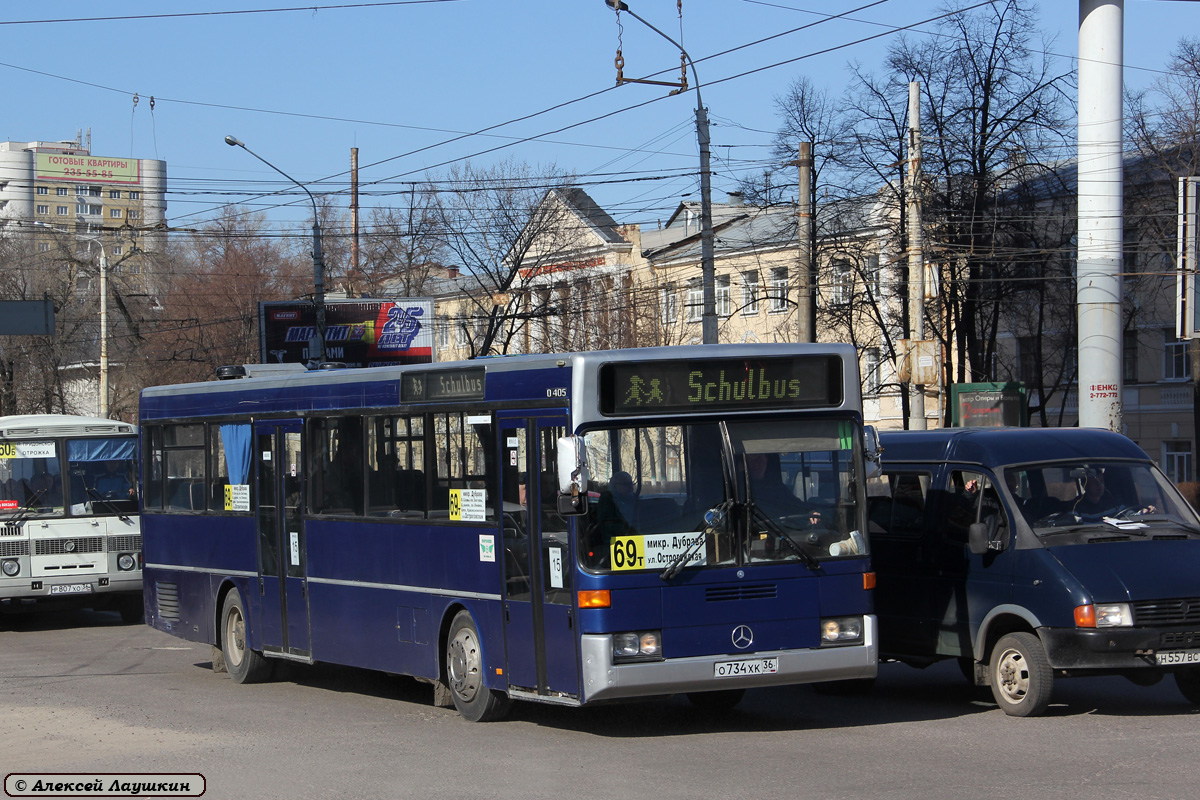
[1155,650,1200,666]
[49,583,93,595]
[714,657,778,677]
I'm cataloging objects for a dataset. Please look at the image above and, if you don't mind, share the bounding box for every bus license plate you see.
[49,583,93,595]
[1156,650,1200,666]
[714,657,778,678]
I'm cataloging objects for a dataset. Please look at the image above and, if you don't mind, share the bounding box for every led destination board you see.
[600,356,843,416]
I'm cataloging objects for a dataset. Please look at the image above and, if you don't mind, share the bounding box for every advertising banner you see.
[35,152,141,185]
[259,299,435,367]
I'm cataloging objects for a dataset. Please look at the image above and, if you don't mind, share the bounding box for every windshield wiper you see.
[660,501,730,581]
[746,501,820,570]
[84,487,133,523]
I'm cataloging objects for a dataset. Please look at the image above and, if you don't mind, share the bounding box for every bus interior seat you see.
[168,479,206,511]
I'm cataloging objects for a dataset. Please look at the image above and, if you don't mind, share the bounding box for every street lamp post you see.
[33,222,109,417]
[605,0,717,344]
[224,135,327,366]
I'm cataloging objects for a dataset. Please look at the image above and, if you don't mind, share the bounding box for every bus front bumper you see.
[580,615,877,703]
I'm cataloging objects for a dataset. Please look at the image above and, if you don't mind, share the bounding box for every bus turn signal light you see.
[863,572,876,590]
[578,590,611,609]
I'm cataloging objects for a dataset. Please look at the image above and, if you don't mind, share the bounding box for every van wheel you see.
[989,632,1052,717]
[446,611,510,721]
[221,590,273,684]
[1176,668,1200,705]
[686,688,745,710]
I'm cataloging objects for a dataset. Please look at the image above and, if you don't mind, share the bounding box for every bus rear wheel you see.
[446,611,509,722]
[989,632,1052,717]
[221,590,273,684]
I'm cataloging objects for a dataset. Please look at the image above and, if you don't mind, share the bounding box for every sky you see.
[2,0,1198,237]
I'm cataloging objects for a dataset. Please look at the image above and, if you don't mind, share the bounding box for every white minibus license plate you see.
[714,657,778,678]
[49,583,93,595]
[1156,650,1200,666]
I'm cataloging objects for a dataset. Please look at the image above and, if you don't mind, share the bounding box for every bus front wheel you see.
[446,611,509,722]
[221,590,273,684]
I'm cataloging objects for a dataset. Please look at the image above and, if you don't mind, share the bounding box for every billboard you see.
[951,382,1028,428]
[259,299,434,368]
[35,152,141,185]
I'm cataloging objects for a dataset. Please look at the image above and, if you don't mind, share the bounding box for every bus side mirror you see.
[556,435,589,516]
[863,426,883,481]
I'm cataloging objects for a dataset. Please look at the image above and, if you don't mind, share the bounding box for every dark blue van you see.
[871,428,1200,716]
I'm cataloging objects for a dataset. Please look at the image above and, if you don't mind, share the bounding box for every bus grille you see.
[1,524,22,537]
[0,540,29,557]
[1133,597,1200,626]
[156,582,180,620]
[35,537,105,555]
[706,583,777,602]
[107,534,142,552]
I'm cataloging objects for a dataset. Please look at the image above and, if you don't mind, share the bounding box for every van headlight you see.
[1095,603,1133,627]
[1075,603,1133,628]
[117,554,137,571]
[1,559,19,577]
[820,616,864,646]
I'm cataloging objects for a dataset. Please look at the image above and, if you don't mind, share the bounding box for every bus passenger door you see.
[254,420,311,660]
[498,413,580,700]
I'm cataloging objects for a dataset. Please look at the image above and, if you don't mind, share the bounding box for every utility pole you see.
[1076,0,1124,431]
[350,147,360,297]
[907,82,927,431]
[605,0,717,343]
[796,142,815,343]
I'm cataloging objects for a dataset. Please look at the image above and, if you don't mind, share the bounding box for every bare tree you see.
[359,182,449,297]
[434,160,600,357]
[139,205,309,386]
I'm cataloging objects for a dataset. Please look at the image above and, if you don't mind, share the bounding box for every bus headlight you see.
[1074,603,1133,628]
[1,559,19,577]
[117,554,137,571]
[820,616,864,646]
[613,630,663,662]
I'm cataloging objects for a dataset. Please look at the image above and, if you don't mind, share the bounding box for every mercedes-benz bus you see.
[140,345,878,720]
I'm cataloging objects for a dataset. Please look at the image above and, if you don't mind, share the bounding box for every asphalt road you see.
[2,609,1197,800]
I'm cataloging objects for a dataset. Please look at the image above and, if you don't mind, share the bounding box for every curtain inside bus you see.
[220,424,252,485]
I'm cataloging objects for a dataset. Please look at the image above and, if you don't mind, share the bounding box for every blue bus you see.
[139,344,879,720]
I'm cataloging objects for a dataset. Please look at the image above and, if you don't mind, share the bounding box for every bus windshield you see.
[579,417,867,573]
[0,436,137,517]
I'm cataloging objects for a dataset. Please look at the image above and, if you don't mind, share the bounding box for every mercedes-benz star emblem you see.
[731,624,753,650]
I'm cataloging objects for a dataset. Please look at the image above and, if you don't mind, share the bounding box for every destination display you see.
[599,356,843,415]
[400,368,485,403]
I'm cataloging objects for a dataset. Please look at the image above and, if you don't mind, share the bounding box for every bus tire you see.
[686,688,745,711]
[446,611,509,722]
[1176,668,1200,705]
[221,590,273,684]
[988,632,1052,717]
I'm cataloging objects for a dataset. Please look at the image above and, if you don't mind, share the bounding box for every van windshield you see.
[1004,460,1200,535]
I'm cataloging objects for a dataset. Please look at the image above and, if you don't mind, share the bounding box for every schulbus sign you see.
[259,299,435,367]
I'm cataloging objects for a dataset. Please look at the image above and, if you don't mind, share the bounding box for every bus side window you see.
[310,417,365,516]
